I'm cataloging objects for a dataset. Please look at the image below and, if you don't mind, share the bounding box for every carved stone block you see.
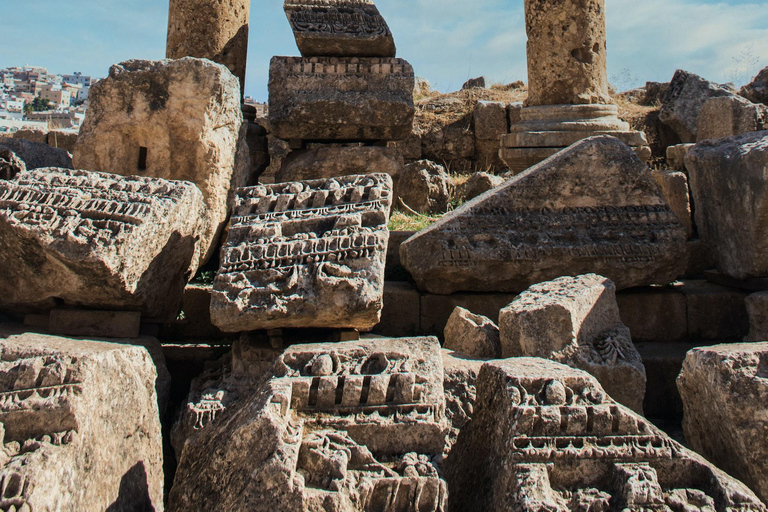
[284,0,396,58]
[268,56,415,141]
[73,58,247,264]
[0,168,205,319]
[0,331,163,511]
[210,174,393,331]
[401,136,688,294]
[499,274,646,413]
[445,357,766,512]
[169,337,448,511]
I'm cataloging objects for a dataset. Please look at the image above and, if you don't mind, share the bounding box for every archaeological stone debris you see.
[210,174,393,331]
[401,136,688,294]
[500,0,650,172]
[499,274,646,413]
[0,331,164,511]
[446,357,767,512]
[443,307,501,360]
[170,337,448,511]
[73,57,247,264]
[0,167,204,318]
[679,343,768,504]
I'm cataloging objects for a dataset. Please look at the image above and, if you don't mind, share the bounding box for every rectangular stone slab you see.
[210,173,393,331]
[0,168,205,319]
[268,56,414,141]
[284,0,396,58]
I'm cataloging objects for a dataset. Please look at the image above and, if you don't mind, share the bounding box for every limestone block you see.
[401,136,688,294]
[473,101,508,141]
[73,58,246,264]
[659,70,737,142]
[284,0,396,58]
[652,168,693,238]
[0,137,72,170]
[268,56,415,141]
[46,130,78,153]
[419,292,517,336]
[686,131,768,278]
[373,281,420,338]
[740,66,768,105]
[441,349,483,452]
[744,291,768,341]
[507,101,523,127]
[421,121,475,161]
[524,0,611,106]
[169,337,448,511]
[13,129,47,144]
[0,332,163,511]
[679,280,748,340]
[210,174,393,331]
[276,146,403,183]
[678,342,768,502]
[461,77,486,90]
[697,95,768,141]
[443,307,500,359]
[665,143,694,172]
[166,0,250,90]
[444,357,766,512]
[395,159,450,214]
[161,284,224,340]
[616,287,687,342]
[473,139,505,171]
[387,134,422,160]
[0,168,205,319]
[48,309,141,339]
[0,148,25,180]
[456,171,504,202]
[499,274,646,412]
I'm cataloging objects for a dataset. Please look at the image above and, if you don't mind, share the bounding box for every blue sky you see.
[1,0,766,101]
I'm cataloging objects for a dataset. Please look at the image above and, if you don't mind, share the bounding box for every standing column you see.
[166,0,250,93]
[525,0,611,106]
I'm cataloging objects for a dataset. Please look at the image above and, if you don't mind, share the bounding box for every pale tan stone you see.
[73,58,247,264]
[166,0,250,91]
[678,342,768,503]
[276,146,403,183]
[666,143,694,172]
[210,174,393,331]
[445,357,766,512]
[652,168,693,238]
[443,307,500,359]
[48,309,141,339]
[499,274,646,412]
[0,137,72,170]
[473,100,508,140]
[455,171,504,202]
[0,332,164,511]
[0,168,204,319]
[697,95,768,141]
[395,159,450,214]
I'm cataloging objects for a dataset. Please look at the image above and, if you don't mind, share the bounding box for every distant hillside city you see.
[0,65,266,136]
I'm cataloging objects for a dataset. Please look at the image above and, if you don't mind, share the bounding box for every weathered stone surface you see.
[473,139,505,171]
[745,291,768,341]
[276,146,403,183]
[166,0,250,91]
[395,159,450,214]
[659,70,737,143]
[373,281,420,338]
[473,100,508,140]
[679,280,749,341]
[268,56,415,141]
[524,0,610,106]
[443,307,500,359]
[0,137,72,170]
[46,130,79,154]
[170,337,448,511]
[652,168,693,238]
[0,331,163,511]
[0,168,204,318]
[697,95,768,141]
[211,174,393,331]
[445,357,766,512]
[666,143,694,172]
[421,120,475,163]
[740,66,768,105]
[441,349,482,452]
[461,77,486,90]
[616,287,688,342]
[401,136,688,294]
[686,130,768,278]
[12,129,47,144]
[73,58,247,264]
[0,149,25,180]
[420,292,518,337]
[499,274,646,412]
[502,104,651,173]
[678,342,768,503]
[284,0,396,58]
[456,172,504,202]
[48,309,141,339]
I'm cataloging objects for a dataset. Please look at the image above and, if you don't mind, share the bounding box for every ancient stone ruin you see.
[2,0,768,508]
